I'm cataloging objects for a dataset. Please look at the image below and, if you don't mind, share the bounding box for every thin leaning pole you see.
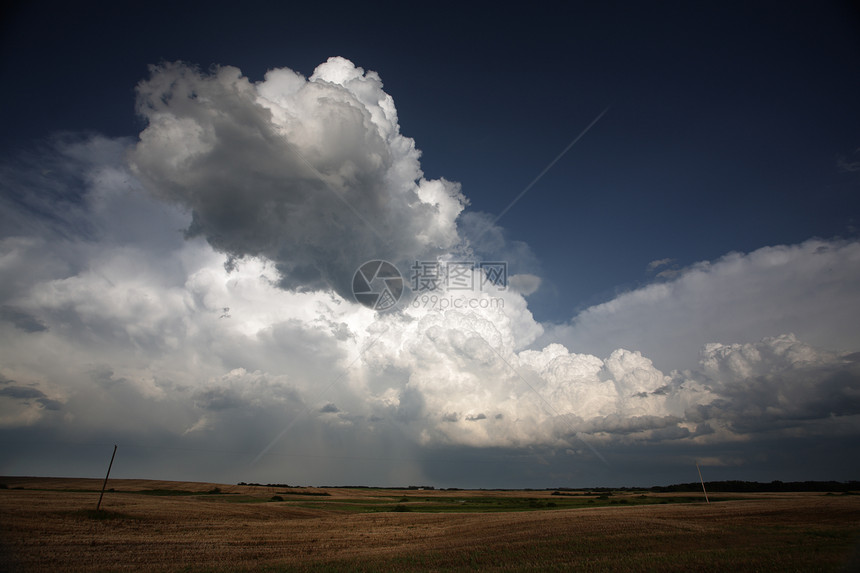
[696,461,710,504]
[96,444,117,511]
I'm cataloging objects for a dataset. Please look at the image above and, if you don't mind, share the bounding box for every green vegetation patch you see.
[250,493,730,514]
[129,488,233,496]
[195,495,272,504]
[370,494,721,513]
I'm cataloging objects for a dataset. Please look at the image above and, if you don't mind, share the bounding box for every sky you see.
[1,1,859,488]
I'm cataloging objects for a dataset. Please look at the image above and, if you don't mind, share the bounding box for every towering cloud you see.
[130,57,466,298]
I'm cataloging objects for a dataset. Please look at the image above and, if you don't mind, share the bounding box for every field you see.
[1,477,859,571]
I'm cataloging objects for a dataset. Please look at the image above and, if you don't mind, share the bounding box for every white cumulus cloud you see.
[543,240,860,371]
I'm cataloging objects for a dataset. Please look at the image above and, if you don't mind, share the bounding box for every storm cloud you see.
[130,58,466,299]
[1,57,859,487]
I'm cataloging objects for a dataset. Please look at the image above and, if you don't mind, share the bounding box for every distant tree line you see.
[237,482,435,490]
[237,480,858,492]
[645,480,860,493]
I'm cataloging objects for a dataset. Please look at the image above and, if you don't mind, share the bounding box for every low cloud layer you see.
[544,240,860,371]
[1,58,859,486]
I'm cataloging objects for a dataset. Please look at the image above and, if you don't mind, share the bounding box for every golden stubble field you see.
[1,477,859,572]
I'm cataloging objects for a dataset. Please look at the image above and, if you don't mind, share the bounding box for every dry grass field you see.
[1,477,859,572]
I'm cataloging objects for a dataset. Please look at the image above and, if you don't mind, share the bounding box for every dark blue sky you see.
[3,1,858,320]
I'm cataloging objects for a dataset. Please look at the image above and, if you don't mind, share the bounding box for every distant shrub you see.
[270,495,284,502]
[0,483,7,489]
[207,487,222,494]
[392,504,411,512]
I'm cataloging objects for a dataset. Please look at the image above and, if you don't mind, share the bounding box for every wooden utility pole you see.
[96,445,117,511]
[696,461,710,504]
